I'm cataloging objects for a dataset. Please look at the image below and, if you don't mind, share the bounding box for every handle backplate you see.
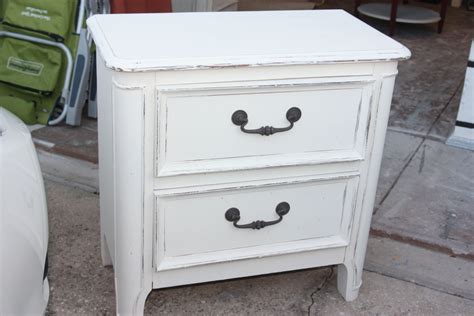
[225,202,290,230]
[231,107,301,136]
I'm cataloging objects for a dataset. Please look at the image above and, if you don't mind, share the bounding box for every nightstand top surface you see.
[87,9,410,72]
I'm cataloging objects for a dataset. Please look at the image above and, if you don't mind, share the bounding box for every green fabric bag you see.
[0,95,36,125]
[0,37,62,95]
[3,0,75,41]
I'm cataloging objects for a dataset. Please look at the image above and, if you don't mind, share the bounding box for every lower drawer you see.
[154,175,359,271]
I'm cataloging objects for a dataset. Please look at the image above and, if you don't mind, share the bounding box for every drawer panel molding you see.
[154,174,359,271]
[155,78,376,177]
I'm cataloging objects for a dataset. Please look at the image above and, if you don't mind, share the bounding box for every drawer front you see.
[155,78,374,177]
[154,175,359,271]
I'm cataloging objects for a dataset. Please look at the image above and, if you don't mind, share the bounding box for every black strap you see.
[456,120,474,129]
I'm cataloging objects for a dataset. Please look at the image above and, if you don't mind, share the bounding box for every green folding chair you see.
[0,0,99,125]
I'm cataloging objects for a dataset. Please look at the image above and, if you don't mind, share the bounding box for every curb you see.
[37,148,99,193]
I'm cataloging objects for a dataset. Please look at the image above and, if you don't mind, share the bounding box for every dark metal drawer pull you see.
[225,202,290,230]
[231,107,302,136]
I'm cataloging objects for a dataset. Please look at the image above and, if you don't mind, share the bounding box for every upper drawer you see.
[155,78,374,177]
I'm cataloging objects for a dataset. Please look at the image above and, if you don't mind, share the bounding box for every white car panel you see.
[0,107,49,315]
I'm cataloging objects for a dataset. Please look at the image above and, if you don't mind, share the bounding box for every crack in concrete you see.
[375,139,423,214]
[306,267,335,316]
[376,79,464,213]
[418,144,426,173]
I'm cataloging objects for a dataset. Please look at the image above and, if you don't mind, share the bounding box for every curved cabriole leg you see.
[337,76,398,302]
[111,83,150,315]
[337,262,361,302]
[115,284,151,316]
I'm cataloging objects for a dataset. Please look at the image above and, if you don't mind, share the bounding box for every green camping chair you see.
[0,0,99,125]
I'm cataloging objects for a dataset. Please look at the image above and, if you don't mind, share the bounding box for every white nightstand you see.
[87,10,410,315]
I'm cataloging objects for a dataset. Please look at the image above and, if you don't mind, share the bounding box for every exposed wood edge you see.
[92,53,412,73]
[87,15,411,73]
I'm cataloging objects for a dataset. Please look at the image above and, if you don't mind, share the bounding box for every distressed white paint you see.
[156,78,373,176]
[88,10,409,315]
[87,10,410,72]
[155,176,359,269]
